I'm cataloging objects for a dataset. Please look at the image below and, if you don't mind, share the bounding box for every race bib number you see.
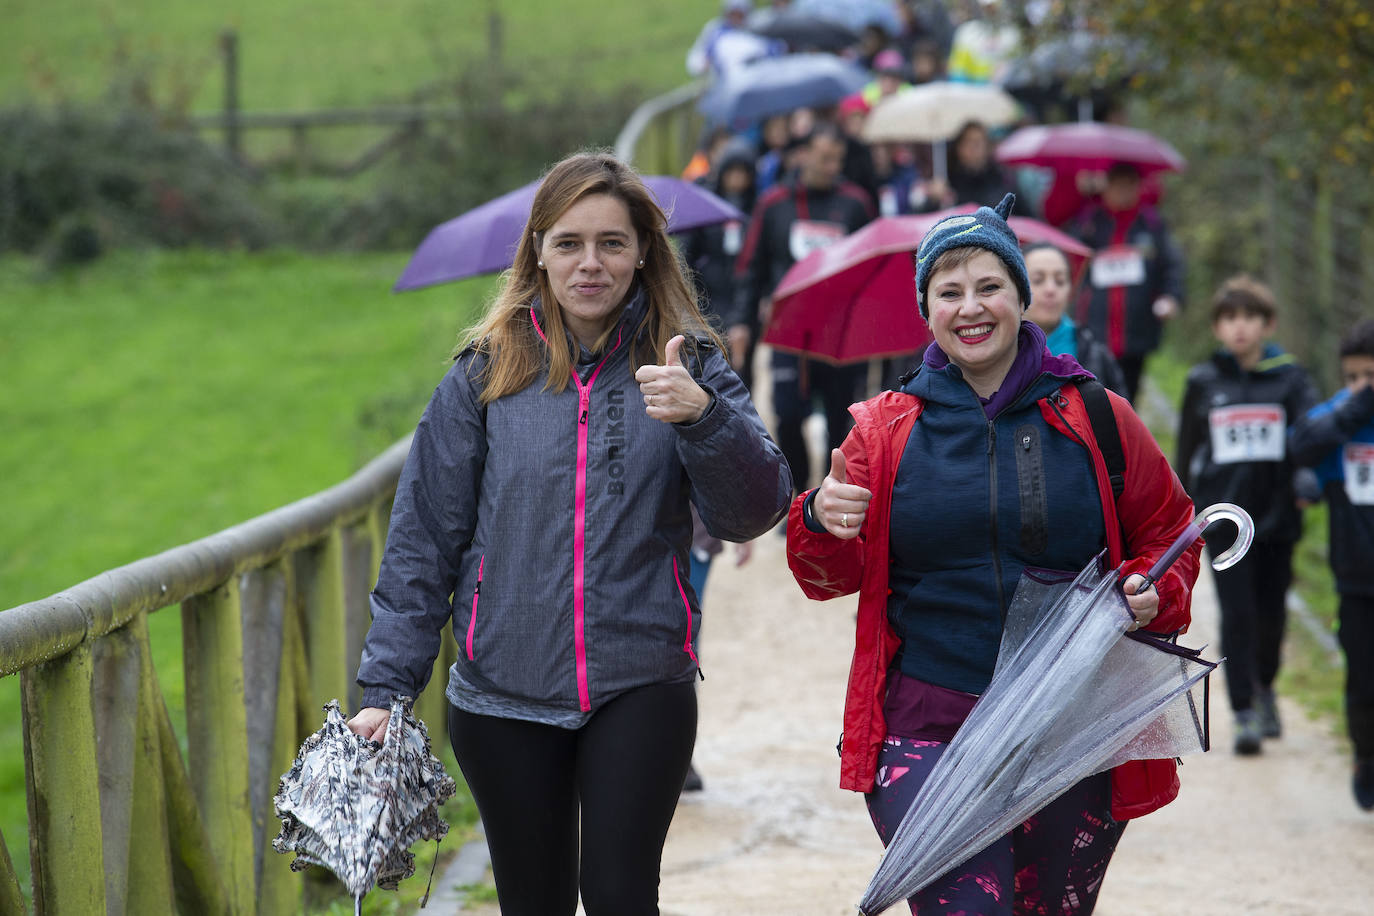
[789,219,846,262]
[721,220,742,256]
[1091,245,1146,289]
[1209,404,1286,464]
[1344,442,1374,505]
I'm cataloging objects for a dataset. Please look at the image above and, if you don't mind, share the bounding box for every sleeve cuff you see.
[801,488,828,533]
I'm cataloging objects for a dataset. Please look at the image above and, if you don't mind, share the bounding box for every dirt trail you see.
[451,531,1373,914]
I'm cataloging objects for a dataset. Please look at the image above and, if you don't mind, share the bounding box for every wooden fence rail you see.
[0,434,459,915]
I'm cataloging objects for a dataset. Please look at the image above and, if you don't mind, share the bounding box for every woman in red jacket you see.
[787,195,1200,915]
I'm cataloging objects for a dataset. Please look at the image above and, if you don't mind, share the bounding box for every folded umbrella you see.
[273,697,457,913]
[762,207,1092,364]
[393,176,744,291]
[858,503,1254,914]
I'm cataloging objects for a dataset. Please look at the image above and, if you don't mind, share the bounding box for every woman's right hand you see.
[346,706,391,743]
[815,449,872,540]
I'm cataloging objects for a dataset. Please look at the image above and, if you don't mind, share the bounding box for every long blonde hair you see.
[459,151,724,403]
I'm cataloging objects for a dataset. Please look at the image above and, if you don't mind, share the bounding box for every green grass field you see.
[0,249,494,908]
[0,0,714,112]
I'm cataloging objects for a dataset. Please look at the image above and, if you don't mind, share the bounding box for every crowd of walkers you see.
[337,3,1372,914]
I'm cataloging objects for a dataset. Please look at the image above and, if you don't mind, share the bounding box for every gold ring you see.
[842,513,849,528]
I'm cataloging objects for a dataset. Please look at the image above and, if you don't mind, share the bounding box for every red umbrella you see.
[763,208,1093,364]
[995,122,1187,175]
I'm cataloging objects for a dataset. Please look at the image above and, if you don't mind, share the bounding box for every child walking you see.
[1290,318,1374,809]
[1175,275,1320,755]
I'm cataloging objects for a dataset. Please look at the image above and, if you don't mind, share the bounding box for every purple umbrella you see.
[393,176,745,292]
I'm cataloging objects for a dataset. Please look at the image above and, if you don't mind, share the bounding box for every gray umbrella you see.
[273,697,457,912]
[859,503,1253,913]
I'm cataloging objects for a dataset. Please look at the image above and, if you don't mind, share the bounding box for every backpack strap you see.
[1077,378,1126,500]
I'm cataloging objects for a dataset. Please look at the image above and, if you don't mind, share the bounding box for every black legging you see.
[447,681,697,915]
[1209,538,1294,713]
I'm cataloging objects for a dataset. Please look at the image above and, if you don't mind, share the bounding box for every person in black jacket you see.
[1070,162,1185,402]
[683,139,757,388]
[734,123,875,493]
[1290,318,1374,810]
[1175,275,1321,755]
[1023,242,1127,395]
[911,121,1019,213]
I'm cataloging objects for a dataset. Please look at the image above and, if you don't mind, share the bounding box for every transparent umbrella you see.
[273,696,457,915]
[859,503,1253,914]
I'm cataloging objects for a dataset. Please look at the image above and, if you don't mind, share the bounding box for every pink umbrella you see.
[995,122,1187,175]
[762,208,1093,365]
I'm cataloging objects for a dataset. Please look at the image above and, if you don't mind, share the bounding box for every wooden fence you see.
[0,435,459,916]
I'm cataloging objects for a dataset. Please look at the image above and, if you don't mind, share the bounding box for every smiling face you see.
[539,193,642,345]
[1024,247,1072,331]
[926,249,1023,396]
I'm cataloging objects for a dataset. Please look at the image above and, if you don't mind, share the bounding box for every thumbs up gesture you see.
[816,448,872,540]
[635,335,712,424]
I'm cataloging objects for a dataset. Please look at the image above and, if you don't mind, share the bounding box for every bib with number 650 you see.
[1208,404,1286,464]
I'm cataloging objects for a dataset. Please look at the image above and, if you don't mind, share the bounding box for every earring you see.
[636,259,645,269]
[537,260,545,270]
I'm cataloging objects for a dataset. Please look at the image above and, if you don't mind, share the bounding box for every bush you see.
[0,106,279,263]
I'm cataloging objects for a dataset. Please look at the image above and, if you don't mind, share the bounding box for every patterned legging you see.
[865,737,1127,915]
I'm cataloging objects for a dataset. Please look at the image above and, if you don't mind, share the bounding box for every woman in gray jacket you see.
[348,152,791,915]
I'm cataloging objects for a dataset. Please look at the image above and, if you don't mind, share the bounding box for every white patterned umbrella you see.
[273,696,457,912]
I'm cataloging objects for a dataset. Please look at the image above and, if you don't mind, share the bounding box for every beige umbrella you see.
[862,81,1022,180]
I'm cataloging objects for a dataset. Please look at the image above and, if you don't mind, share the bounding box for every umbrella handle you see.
[1137,502,1255,592]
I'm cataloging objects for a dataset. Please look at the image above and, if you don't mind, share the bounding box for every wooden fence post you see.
[91,622,142,915]
[21,643,106,915]
[299,531,350,714]
[125,615,178,916]
[182,579,255,915]
[0,829,25,916]
[220,30,241,163]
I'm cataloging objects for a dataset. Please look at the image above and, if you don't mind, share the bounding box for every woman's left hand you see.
[1121,574,1160,631]
[635,335,711,424]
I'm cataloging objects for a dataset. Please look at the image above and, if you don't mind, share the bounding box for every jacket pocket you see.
[670,556,700,668]
[465,555,485,661]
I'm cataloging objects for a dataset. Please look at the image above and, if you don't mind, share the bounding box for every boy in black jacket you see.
[1290,318,1374,809]
[1176,275,1320,755]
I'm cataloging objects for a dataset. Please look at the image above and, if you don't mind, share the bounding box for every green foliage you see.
[0,106,278,261]
[0,0,714,113]
[0,248,494,903]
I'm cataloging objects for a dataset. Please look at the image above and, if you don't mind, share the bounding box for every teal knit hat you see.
[914,193,1031,318]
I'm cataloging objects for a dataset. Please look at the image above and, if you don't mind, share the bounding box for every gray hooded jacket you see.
[357,291,791,725]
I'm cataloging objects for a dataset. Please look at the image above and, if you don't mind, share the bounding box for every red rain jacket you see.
[787,384,1201,820]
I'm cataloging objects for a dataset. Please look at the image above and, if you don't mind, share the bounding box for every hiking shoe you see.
[1255,687,1282,739]
[1355,759,1374,811]
[1233,710,1262,756]
[683,762,704,793]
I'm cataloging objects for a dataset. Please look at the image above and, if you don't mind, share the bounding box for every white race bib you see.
[722,220,742,256]
[1343,442,1374,505]
[789,219,846,262]
[1091,245,1146,289]
[1209,404,1286,464]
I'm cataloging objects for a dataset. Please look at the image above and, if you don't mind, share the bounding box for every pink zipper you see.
[530,308,623,711]
[465,555,484,661]
[671,556,700,668]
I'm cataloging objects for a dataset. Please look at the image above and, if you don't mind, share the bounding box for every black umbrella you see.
[749,12,860,52]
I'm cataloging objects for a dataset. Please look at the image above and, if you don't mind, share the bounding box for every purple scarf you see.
[922,321,1086,417]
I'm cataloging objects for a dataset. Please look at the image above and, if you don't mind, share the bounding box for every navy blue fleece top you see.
[886,322,1108,694]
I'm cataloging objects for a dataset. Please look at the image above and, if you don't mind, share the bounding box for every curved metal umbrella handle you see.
[1138,502,1255,591]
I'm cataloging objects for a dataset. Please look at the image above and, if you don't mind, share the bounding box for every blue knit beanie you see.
[915,193,1031,318]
